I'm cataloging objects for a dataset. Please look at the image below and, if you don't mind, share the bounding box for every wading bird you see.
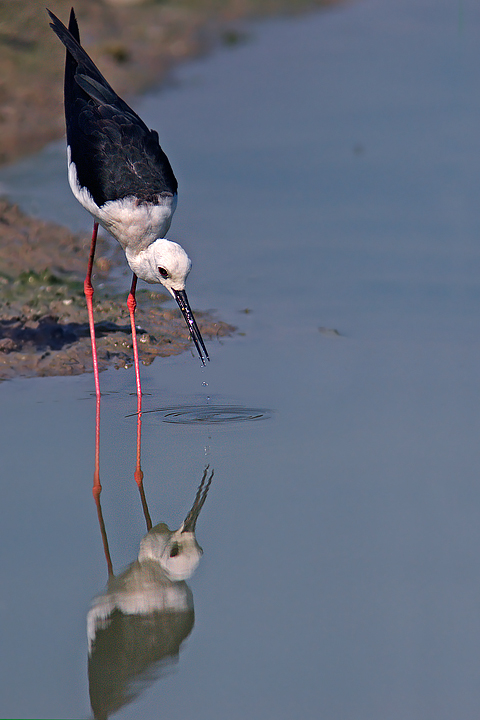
[48,8,209,399]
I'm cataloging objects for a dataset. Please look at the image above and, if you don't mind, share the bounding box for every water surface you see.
[1,0,480,717]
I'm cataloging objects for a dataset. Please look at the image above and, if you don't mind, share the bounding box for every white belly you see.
[95,195,177,251]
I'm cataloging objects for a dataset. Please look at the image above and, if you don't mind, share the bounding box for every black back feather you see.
[47,8,178,207]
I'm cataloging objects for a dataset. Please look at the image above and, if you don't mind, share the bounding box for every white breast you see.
[96,195,177,251]
[67,148,177,251]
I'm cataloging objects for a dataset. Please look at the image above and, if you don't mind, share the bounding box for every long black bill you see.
[174,289,209,365]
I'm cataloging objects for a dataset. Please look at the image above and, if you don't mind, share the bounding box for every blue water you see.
[1,0,480,717]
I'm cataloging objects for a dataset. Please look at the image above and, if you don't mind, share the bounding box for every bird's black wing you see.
[47,9,178,207]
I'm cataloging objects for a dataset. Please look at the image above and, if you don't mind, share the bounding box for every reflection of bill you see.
[88,467,214,720]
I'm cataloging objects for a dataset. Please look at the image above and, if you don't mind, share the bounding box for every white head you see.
[126,238,191,292]
[125,238,209,364]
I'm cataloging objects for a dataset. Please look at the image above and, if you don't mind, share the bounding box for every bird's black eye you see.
[158,267,169,279]
[170,543,180,557]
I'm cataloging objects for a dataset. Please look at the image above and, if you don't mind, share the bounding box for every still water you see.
[1,0,480,717]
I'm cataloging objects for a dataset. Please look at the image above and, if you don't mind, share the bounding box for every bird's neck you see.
[124,244,152,282]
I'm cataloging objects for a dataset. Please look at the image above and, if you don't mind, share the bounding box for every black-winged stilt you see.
[47,8,208,399]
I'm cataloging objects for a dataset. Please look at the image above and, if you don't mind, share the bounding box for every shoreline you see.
[0,0,340,166]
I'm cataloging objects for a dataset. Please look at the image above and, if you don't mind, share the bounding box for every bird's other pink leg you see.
[127,273,142,400]
[84,221,101,398]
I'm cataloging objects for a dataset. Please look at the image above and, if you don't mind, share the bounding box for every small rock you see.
[0,338,18,353]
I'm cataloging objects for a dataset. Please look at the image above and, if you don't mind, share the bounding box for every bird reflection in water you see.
[89,394,213,719]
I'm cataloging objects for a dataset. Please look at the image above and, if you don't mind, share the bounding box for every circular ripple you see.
[148,404,272,425]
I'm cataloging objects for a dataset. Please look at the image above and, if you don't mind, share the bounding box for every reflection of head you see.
[138,467,214,581]
[138,522,203,581]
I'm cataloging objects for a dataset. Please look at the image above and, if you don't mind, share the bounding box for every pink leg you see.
[127,273,142,400]
[127,291,151,529]
[84,222,101,398]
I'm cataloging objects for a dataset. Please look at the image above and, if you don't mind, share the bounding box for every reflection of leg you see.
[92,394,113,577]
[134,392,152,532]
[127,273,142,401]
[84,221,101,398]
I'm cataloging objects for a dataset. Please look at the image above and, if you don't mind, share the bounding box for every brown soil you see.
[0,0,338,380]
